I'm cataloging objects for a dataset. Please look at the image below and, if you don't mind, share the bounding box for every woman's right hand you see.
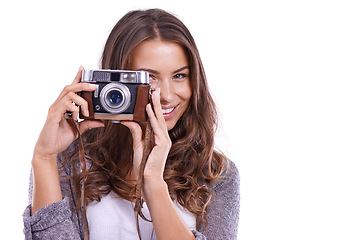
[33,66,104,162]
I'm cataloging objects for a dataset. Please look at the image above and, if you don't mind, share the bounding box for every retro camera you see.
[79,69,151,122]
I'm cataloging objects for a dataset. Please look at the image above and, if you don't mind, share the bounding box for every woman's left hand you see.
[123,89,194,240]
[121,88,171,182]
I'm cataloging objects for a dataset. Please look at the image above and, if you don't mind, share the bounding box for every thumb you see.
[121,121,144,178]
[121,121,143,150]
[79,120,105,134]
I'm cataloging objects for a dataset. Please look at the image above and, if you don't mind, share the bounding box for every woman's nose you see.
[158,79,174,104]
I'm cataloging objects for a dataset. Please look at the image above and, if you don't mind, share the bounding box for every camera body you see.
[79,69,151,122]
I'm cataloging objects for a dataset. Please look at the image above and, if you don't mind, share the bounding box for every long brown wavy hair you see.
[67,8,228,226]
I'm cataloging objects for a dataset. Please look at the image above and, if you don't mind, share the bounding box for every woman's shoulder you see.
[199,159,240,237]
[224,159,239,182]
[210,159,240,197]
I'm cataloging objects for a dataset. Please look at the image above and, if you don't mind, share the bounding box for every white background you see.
[1,0,359,239]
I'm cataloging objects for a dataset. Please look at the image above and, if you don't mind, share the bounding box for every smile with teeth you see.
[162,107,175,114]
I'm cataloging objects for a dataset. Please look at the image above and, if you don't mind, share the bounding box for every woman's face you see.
[129,39,192,131]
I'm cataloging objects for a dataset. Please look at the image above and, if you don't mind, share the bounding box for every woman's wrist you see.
[143,177,168,200]
[31,151,62,215]
[142,176,195,240]
[32,150,58,166]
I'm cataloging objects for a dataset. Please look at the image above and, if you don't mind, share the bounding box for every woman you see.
[23,9,239,240]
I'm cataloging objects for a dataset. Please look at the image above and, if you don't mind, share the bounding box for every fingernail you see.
[84,109,89,117]
[89,83,97,89]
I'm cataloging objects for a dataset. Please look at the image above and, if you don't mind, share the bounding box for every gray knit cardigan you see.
[23,143,240,239]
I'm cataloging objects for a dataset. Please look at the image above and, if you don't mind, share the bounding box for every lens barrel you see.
[100,83,131,114]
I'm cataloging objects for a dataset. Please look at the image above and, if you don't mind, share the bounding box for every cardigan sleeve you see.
[23,146,84,240]
[193,160,240,240]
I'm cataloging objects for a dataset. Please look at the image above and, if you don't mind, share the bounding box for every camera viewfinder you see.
[110,72,121,81]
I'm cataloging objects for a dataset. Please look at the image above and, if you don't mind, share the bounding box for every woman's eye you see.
[173,73,187,80]
[149,75,157,82]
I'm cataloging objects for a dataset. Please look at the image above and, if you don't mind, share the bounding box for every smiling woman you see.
[23,8,239,240]
[129,40,192,130]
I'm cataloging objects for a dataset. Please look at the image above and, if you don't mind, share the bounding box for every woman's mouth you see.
[162,107,175,114]
[161,105,178,120]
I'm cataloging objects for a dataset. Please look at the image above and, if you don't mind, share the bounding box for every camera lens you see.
[108,90,123,105]
[100,83,131,114]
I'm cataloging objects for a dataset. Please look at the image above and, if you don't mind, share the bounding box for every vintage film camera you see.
[79,69,151,122]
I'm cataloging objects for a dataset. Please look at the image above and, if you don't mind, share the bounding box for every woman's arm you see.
[23,156,82,240]
[31,154,62,215]
[31,66,103,214]
[24,66,104,239]
[144,178,195,240]
[122,89,195,240]
[23,153,83,240]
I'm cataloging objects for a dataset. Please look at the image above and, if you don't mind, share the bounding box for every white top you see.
[87,191,196,240]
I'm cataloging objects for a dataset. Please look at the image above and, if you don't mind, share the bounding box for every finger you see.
[151,89,167,131]
[50,86,94,124]
[56,65,83,101]
[72,65,84,84]
[146,103,165,137]
[66,92,90,117]
[48,96,78,123]
[56,82,96,102]
[151,88,163,118]
[122,121,144,177]
[55,66,95,102]
[57,91,90,119]
[67,102,80,121]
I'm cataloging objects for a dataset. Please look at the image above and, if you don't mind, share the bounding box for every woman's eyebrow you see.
[136,66,189,75]
[136,68,160,74]
[172,66,189,74]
